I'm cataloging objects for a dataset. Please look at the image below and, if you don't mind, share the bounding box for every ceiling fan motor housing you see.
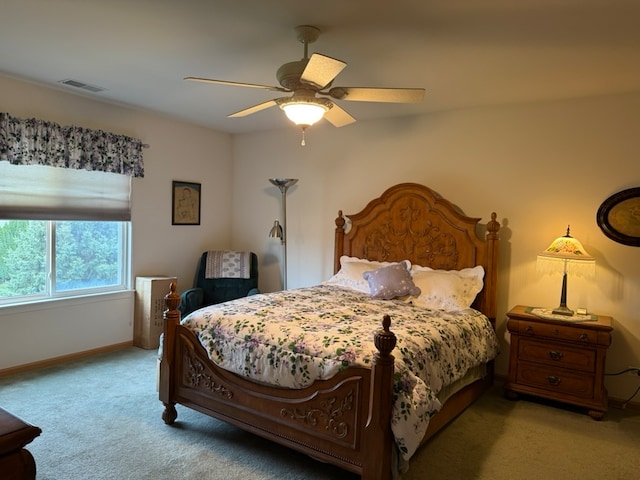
[276,59,331,92]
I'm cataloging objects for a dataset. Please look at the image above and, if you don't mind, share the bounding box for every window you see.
[0,112,143,305]
[0,220,129,305]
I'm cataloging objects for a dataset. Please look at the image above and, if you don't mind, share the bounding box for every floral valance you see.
[0,112,144,177]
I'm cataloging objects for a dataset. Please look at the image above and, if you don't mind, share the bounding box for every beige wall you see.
[232,93,640,401]
[0,74,233,368]
[1,73,639,403]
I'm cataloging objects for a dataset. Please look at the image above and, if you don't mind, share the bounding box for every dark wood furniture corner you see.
[504,305,613,420]
[0,408,41,480]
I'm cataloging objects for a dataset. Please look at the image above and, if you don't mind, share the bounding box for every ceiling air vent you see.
[58,79,106,93]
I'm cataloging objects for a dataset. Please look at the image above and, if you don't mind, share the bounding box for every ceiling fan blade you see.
[185,77,287,93]
[228,99,278,118]
[327,87,425,103]
[324,103,356,127]
[300,53,347,90]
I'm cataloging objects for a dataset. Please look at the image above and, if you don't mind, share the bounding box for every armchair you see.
[179,251,259,317]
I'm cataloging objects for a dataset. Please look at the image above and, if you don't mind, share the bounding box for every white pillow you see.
[410,265,484,311]
[324,255,411,293]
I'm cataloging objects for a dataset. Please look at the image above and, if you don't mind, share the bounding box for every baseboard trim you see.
[0,341,133,377]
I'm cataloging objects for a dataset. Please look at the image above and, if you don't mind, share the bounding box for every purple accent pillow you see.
[363,263,421,300]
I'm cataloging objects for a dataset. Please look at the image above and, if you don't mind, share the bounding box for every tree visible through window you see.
[0,220,128,302]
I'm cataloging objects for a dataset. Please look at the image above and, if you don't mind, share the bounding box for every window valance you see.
[0,112,144,177]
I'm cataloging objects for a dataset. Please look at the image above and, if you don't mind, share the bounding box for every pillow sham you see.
[323,255,411,293]
[410,265,484,311]
[363,263,421,300]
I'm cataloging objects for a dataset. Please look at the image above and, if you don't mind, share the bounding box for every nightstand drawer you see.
[516,363,595,399]
[518,338,596,372]
[514,321,603,345]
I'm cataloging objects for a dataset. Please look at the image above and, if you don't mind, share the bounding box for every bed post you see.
[362,315,397,480]
[159,282,181,425]
[484,212,500,322]
[334,210,346,274]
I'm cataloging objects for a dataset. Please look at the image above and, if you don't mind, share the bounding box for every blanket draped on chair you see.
[205,251,251,279]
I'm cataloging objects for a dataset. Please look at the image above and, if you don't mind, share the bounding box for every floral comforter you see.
[182,284,499,460]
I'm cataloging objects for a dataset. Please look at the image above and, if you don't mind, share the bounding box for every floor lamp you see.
[268,178,298,290]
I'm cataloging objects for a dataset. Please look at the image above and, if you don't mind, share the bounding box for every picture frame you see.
[596,187,640,246]
[172,181,201,225]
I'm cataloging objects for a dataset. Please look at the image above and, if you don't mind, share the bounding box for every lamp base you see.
[552,305,574,316]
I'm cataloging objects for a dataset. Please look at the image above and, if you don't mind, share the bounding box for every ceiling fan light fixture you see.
[278,97,332,127]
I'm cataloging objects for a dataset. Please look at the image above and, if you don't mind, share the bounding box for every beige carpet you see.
[1,347,639,479]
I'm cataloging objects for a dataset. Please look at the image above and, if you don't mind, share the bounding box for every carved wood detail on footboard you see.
[160,282,397,479]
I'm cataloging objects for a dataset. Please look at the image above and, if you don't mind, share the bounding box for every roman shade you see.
[0,161,131,221]
[0,112,144,221]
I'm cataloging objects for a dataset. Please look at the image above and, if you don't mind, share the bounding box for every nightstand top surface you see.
[507,305,613,330]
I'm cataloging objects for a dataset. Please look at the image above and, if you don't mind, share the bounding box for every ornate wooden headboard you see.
[334,183,500,320]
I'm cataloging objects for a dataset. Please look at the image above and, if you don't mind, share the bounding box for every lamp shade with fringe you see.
[536,226,595,315]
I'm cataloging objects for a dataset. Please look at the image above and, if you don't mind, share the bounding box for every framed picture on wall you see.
[596,187,640,246]
[172,181,201,225]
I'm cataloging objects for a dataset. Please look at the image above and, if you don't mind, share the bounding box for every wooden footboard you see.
[159,283,397,479]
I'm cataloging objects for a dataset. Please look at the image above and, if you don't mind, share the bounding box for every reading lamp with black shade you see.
[536,226,596,316]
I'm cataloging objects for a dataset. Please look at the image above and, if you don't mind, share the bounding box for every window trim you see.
[0,289,134,316]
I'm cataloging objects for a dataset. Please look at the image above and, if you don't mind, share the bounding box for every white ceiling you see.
[2,0,639,134]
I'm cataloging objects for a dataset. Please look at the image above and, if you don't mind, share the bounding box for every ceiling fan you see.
[185,25,425,144]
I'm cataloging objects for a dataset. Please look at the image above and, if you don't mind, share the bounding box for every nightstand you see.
[504,305,613,420]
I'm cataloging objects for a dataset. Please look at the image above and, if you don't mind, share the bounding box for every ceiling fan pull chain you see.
[300,127,307,146]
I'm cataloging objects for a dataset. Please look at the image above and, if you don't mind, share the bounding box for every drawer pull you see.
[548,350,564,361]
[579,333,589,342]
[546,376,561,386]
[525,325,534,334]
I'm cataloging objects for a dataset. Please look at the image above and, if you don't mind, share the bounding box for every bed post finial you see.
[374,314,397,357]
[165,282,181,313]
[486,212,500,239]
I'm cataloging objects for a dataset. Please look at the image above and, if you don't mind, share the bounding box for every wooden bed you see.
[159,182,500,479]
